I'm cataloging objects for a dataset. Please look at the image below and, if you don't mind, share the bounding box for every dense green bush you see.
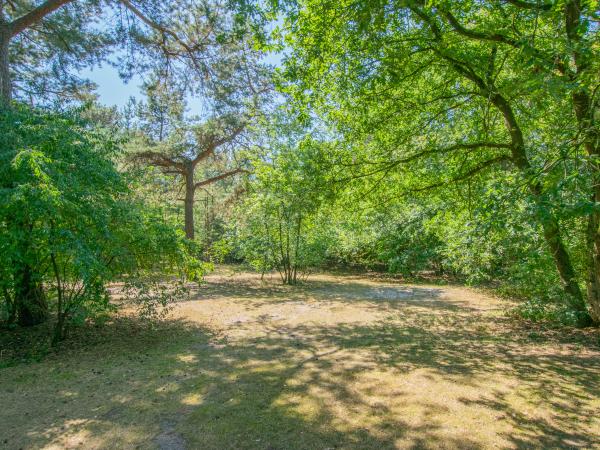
[0,104,204,342]
[229,137,333,284]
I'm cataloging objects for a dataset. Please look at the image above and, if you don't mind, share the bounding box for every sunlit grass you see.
[1,270,599,449]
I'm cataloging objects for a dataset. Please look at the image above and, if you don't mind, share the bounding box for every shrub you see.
[0,104,204,343]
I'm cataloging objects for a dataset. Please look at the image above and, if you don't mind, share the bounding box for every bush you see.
[0,104,203,343]
[511,297,593,328]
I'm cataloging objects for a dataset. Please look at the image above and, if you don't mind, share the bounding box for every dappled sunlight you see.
[181,393,205,406]
[177,353,199,364]
[1,272,599,449]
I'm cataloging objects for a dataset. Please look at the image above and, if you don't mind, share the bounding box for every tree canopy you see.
[1,0,599,346]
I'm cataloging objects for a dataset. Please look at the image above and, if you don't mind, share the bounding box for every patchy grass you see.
[1,269,599,449]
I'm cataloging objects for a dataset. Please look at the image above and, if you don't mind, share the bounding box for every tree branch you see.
[191,147,214,166]
[9,0,72,37]
[134,150,186,173]
[440,9,516,47]
[212,123,246,148]
[438,8,569,76]
[503,0,554,11]
[394,141,513,164]
[333,141,512,184]
[411,155,512,192]
[118,0,206,73]
[194,168,248,190]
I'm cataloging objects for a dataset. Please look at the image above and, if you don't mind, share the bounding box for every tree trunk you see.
[572,90,600,324]
[564,0,599,323]
[539,213,585,306]
[582,149,600,324]
[15,262,48,326]
[488,92,586,307]
[585,214,600,323]
[183,164,195,240]
[0,26,11,103]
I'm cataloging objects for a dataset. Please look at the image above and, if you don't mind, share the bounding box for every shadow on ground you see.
[1,274,599,449]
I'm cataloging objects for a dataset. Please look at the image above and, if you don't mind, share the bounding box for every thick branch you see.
[9,0,72,37]
[134,151,186,173]
[438,8,569,76]
[191,147,214,166]
[503,0,554,10]
[411,155,512,192]
[412,7,531,170]
[194,168,247,190]
[212,123,246,149]
[191,123,246,165]
[440,9,516,47]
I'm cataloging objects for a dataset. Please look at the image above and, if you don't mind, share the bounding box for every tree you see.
[410,0,600,321]
[0,0,253,103]
[273,0,598,323]
[135,115,248,240]
[1,0,270,326]
[232,116,332,285]
[129,19,271,241]
[0,104,202,339]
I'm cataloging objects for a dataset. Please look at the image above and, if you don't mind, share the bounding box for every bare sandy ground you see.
[1,269,599,449]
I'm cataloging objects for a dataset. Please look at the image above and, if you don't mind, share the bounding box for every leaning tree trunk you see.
[539,212,585,307]
[490,92,586,309]
[585,213,600,324]
[573,90,600,324]
[183,164,195,240]
[582,137,600,324]
[564,0,599,324]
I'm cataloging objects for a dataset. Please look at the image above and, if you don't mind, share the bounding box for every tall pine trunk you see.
[0,27,10,102]
[184,164,195,240]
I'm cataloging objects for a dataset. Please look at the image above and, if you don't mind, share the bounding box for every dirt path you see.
[1,270,599,449]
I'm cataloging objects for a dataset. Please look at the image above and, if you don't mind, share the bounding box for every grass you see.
[1,268,599,449]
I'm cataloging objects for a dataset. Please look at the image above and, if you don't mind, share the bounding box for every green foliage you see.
[0,104,203,342]
[254,0,600,325]
[232,134,334,283]
[511,298,594,328]
[323,202,444,276]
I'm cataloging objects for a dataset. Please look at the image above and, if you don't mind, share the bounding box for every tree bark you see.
[585,213,600,323]
[490,92,585,305]
[540,213,586,307]
[15,262,48,326]
[573,89,600,323]
[564,0,600,323]
[0,25,11,102]
[183,163,195,240]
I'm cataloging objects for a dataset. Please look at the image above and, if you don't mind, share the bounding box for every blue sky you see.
[81,51,284,115]
[80,64,144,109]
